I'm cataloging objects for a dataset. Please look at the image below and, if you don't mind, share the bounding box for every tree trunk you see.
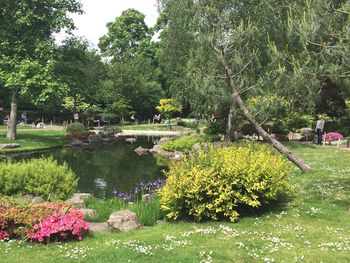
[224,104,236,142]
[7,90,18,140]
[218,51,310,172]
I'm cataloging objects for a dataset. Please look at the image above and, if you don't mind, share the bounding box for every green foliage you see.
[66,123,89,138]
[161,136,200,153]
[159,144,291,222]
[0,157,77,200]
[204,119,226,135]
[156,99,183,119]
[177,120,199,130]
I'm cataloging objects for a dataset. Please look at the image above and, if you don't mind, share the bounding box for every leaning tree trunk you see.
[218,52,310,172]
[224,103,236,142]
[7,90,18,140]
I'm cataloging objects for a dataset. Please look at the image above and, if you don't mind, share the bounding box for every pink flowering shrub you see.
[28,209,89,243]
[0,197,89,243]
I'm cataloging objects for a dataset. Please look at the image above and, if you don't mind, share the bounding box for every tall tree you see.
[158,0,311,172]
[55,37,106,115]
[99,9,165,120]
[0,0,82,139]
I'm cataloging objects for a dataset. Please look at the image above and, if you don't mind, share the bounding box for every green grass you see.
[0,130,68,153]
[0,125,33,130]
[1,144,350,262]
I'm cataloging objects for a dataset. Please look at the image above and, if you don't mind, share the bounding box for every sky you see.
[56,0,159,48]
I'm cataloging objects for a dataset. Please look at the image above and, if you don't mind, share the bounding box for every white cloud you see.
[56,0,159,48]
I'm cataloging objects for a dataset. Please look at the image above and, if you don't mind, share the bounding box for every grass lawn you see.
[1,144,350,262]
[0,130,68,153]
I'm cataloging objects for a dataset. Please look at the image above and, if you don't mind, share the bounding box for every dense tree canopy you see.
[0,0,82,139]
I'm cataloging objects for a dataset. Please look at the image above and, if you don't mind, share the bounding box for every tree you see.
[55,37,106,116]
[99,8,150,59]
[99,9,165,120]
[156,98,182,128]
[157,0,311,172]
[0,0,82,139]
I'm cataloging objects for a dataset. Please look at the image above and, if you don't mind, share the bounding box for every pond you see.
[1,136,168,199]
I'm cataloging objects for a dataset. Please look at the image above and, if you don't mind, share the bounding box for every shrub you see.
[177,120,199,130]
[159,144,291,222]
[99,126,122,138]
[161,136,200,153]
[204,119,226,135]
[66,123,89,138]
[0,198,74,240]
[0,157,77,200]
[28,209,89,243]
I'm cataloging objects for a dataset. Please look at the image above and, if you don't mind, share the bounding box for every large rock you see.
[79,208,97,219]
[299,128,314,142]
[107,210,140,232]
[170,151,184,162]
[134,146,149,155]
[66,193,92,207]
[0,144,20,149]
[288,132,302,141]
[31,196,45,204]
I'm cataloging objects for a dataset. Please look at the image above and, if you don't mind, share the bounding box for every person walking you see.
[315,115,325,145]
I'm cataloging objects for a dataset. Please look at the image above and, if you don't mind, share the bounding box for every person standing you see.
[315,115,325,145]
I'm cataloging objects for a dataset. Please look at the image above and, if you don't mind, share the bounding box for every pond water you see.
[2,137,168,199]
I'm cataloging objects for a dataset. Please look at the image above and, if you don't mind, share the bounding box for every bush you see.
[161,136,200,153]
[66,123,89,138]
[99,126,122,138]
[159,144,291,222]
[0,157,77,200]
[28,209,89,243]
[0,198,89,243]
[177,120,199,130]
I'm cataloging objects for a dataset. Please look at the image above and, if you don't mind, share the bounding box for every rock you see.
[157,137,174,145]
[87,134,101,144]
[71,138,83,146]
[107,210,141,232]
[0,143,20,149]
[22,194,34,202]
[31,196,45,204]
[66,193,92,207]
[171,151,184,162]
[300,127,313,136]
[126,138,136,144]
[191,143,202,152]
[288,132,302,141]
[89,222,110,232]
[134,147,149,155]
[79,208,97,219]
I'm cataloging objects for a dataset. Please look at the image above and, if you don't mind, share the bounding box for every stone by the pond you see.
[0,143,20,149]
[191,142,202,152]
[66,193,92,207]
[157,137,173,145]
[71,138,83,146]
[89,222,110,232]
[134,146,148,155]
[31,196,45,204]
[108,210,140,232]
[87,134,101,144]
[79,208,97,219]
[170,151,184,162]
[126,138,137,144]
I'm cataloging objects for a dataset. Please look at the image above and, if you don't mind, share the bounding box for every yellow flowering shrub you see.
[159,144,291,222]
